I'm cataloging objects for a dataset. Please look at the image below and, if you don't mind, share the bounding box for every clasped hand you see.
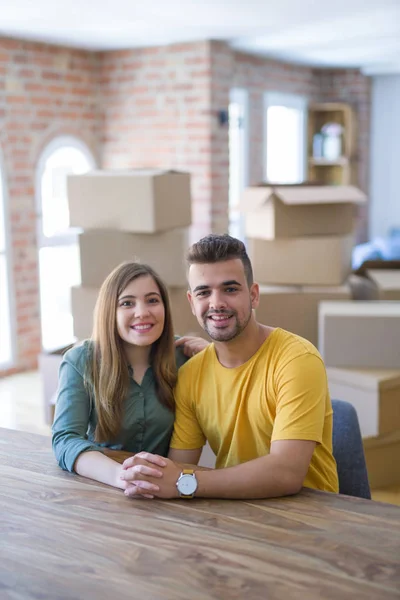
[120,452,182,499]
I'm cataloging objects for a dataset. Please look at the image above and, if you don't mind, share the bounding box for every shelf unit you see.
[307,102,357,185]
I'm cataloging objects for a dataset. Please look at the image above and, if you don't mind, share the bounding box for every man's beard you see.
[202,306,252,342]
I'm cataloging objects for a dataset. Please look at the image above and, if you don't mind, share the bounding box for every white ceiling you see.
[1,0,400,74]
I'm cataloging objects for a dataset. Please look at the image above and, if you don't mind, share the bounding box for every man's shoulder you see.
[265,328,323,364]
[177,343,215,377]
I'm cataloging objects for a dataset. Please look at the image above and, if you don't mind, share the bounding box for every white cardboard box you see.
[241,184,365,239]
[68,169,192,233]
[327,367,400,437]
[319,301,400,368]
[248,235,354,286]
[79,228,189,287]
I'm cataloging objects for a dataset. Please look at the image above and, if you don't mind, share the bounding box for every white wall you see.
[370,75,400,240]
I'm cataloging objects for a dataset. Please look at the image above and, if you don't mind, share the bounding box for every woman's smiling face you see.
[116,274,165,348]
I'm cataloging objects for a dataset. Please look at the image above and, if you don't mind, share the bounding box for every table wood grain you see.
[1,427,399,600]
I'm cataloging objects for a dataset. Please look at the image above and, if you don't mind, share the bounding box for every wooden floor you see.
[1,370,400,506]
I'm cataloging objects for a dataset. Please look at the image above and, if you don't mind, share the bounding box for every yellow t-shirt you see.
[171,328,339,493]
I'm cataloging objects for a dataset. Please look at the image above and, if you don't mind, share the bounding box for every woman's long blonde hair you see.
[86,261,177,443]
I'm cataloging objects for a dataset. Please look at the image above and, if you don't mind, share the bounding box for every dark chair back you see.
[331,399,371,499]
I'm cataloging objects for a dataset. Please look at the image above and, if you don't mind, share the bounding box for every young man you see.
[120,234,339,499]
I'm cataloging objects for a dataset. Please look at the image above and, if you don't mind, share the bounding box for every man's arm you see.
[193,439,315,498]
[168,448,202,465]
[121,439,315,499]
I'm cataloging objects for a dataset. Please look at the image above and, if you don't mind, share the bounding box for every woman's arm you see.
[75,451,162,496]
[74,451,126,489]
[52,347,122,488]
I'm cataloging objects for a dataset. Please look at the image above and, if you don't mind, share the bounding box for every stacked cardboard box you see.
[39,345,73,425]
[67,169,201,340]
[319,300,400,487]
[364,269,400,300]
[240,184,365,346]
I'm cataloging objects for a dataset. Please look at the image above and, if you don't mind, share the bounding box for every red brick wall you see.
[0,37,101,375]
[0,37,371,376]
[99,40,216,240]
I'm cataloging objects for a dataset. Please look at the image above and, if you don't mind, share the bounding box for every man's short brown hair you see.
[186,234,254,287]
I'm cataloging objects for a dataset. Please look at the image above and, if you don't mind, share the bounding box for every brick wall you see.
[99,40,216,240]
[0,36,371,375]
[0,37,101,375]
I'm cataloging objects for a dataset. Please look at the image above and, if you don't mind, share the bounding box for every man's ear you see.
[250,282,259,310]
[187,290,196,316]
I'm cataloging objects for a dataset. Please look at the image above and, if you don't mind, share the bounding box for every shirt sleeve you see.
[169,367,206,450]
[271,353,329,444]
[51,351,101,472]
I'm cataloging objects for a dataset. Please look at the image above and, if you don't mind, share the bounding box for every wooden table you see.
[1,428,399,600]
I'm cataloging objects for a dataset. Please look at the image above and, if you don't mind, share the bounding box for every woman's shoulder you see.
[62,339,94,373]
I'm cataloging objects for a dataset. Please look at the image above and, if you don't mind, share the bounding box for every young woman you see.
[52,261,205,493]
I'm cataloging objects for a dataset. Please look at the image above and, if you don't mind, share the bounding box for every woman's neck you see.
[123,343,151,369]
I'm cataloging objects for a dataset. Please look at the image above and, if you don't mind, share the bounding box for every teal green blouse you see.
[52,340,187,472]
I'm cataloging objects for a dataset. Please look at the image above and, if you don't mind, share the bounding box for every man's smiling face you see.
[187,259,259,342]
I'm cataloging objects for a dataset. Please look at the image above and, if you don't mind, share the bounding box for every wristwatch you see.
[176,468,198,498]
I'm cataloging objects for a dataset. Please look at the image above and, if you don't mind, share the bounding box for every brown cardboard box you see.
[363,430,400,488]
[366,269,400,300]
[248,235,354,285]
[68,169,192,233]
[168,287,204,337]
[327,367,400,437]
[71,285,203,341]
[319,301,400,368]
[256,284,351,347]
[79,228,188,287]
[38,345,73,425]
[241,184,365,239]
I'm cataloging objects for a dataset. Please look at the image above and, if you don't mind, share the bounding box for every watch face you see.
[178,474,197,495]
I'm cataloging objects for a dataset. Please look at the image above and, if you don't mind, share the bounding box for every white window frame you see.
[35,135,96,249]
[229,87,249,241]
[35,136,96,351]
[263,92,308,184]
[0,146,16,369]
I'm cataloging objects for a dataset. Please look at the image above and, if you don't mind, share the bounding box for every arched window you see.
[36,136,96,351]
[0,148,14,367]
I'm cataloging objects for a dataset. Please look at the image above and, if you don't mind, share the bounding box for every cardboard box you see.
[319,301,400,368]
[241,184,365,239]
[68,169,192,233]
[366,269,400,300]
[79,228,188,287]
[71,286,97,340]
[38,345,73,425]
[256,284,351,347]
[247,235,353,285]
[168,287,204,337]
[71,285,203,341]
[327,367,400,437]
[363,430,400,488]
